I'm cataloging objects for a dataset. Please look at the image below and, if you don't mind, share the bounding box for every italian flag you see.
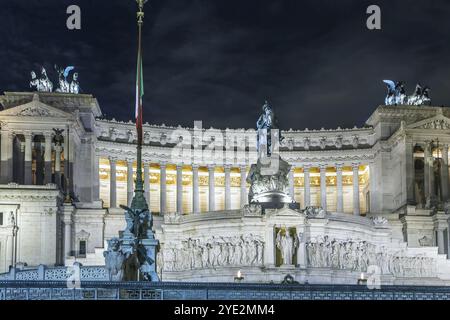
[135,45,144,142]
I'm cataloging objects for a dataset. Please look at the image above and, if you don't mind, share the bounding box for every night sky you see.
[1,0,450,130]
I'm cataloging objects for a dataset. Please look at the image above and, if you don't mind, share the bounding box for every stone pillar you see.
[109,157,117,208]
[240,165,247,207]
[336,164,344,213]
[224,165,231,210]
[24,132,33,185]
[160,163,167,215]
[424,143,435,205]
[320,165,327,211]
[303,165,311,207]
[55,145,62,188]
[192,165,200,213]
[353,163,360,215]
[64,220,72,258]
[208,165,215,212]
[441,144,449,202]
[127,159,134,206]
[289,167,295,200]
[176,164,183,214]
[44,133,52,184]
[144,162,150,203]
[1,130,14,184]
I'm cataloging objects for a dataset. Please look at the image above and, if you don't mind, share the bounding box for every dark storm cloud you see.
[1,0,450,130]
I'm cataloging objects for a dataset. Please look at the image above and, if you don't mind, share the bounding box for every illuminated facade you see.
[1,91,450,285]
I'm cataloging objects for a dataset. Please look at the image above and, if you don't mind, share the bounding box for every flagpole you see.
[131,0,148,211]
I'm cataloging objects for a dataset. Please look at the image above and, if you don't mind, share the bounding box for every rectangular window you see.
[0,212,3,225]
[79,240,86,257]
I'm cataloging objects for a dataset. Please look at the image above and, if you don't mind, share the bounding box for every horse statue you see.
[383,80,406,105]
[383,81,431,106]
[55,65,74,93]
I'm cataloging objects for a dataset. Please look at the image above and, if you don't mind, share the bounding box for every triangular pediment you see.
[0,95,72,118]
[407,114,450,130]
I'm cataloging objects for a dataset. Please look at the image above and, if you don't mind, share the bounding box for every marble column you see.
[224,165,231,210]
[160,163,167,215]
[55,145,62,188]
[336,164,344,213]
[320,165,327,211]
[353,163,360,215]
[0,130,14,184]
[24,133,33,185]
[176,164,183,214]
[127,159,134,206]
[405,140,415,204]
[44,133,53,184]
[208,165,215,212]
[144,162,150,203]
[289,167,295,200]
[192,165,200,213]
[64,220,72,258]
[240,165,247,207]
[424,143,434,204]
[109,157,117,208]
[303,165,311,207]
[440,144,449,202]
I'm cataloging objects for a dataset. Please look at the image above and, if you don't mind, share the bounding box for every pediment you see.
[0,95,72,118]
[407,114,450,130]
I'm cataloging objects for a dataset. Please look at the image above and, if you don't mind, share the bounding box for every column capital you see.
[143,162,150,168]
[176,164,183,170]
[302,164,311,172]
[224,164,232,171]
[335,163,344,170]
[126,157,134,164]
[352,163,360,170]
[319,164,327,171]
[208,164,216,171]
[192,163,200,170]
[23,131,34,140]
[239,164,247,171]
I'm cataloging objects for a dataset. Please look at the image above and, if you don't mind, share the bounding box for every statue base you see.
[247,155,299,211]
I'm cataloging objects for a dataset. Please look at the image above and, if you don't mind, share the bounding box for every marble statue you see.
[39,67,53,92]
[276,228,298,266]
[29,65,80,94]
[256,101,281,157]
[70,72,80,94]
[30,67,53,92]
[103,238,128,281]
[383,80,431,106]
[247,101,296,207]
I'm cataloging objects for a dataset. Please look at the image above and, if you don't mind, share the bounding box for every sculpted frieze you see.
[305,236,436,277]
[161,234,264,272]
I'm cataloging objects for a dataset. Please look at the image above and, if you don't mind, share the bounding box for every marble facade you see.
[0,92,450,285]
